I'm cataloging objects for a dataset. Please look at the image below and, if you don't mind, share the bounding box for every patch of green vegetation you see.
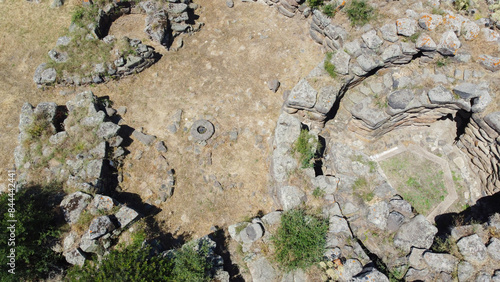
[71,5,100,28]
[272,209,328,271]
[292,129,321,169]
[313,187,326,199]
[374,94,388,109]
[454,0,470,11]
[0,183,64,281]
[380,152,448,215]
[324,52,337,78]
[322,4,337,18]
[352,176,374,201]
[26,113,52,140]
[67,238,212,282]
[431,236,463,260]
[408,31,421,43]
[307,0,324,8]
[345,0,375,26]
[432,7,445,15]
[436,57,448,67]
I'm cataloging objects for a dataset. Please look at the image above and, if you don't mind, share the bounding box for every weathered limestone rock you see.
[63,248,86,266]
[437,30,461,56]
[97,122,120,140]
[132,130,157,145]
[90,194,115,215]
[331,50,351,75]
[362,30,383,50]
[88,215,115,239]
[453,83,480,99]
[396,18,417,36]
[60,191,93,224]
[416,34,437,51]
[457,260,475,282]
[248,256,277,282]
[487,238,500,261]
[353,268,389,281]
[394,215,437,253]
[380,23,398,42]
[367,201,389,230]
[381,43,403,63]
[462,20,480,40]
[278,186,306,211]
[423,252,458,273]
[286,79,317,109]
[115,206,139,228]
[457,234,488,264]
[418,14,442,30]
[33,63,57,85]
[388,89,414,109]
[478,55,500,72]
[428,85,454,104]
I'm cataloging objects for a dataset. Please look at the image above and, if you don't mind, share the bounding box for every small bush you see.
[313,187,326,199]
[292,129,321,169]
[322,4,337,17]
[26,113,52,140]
[345,0,375,26]
[272,209,328,271]
[436,57,448,67]
[67,239,212,281]
[324,52,337,78]
[0,184,64,281]
[307,0,324,8]
[454,0,470,11]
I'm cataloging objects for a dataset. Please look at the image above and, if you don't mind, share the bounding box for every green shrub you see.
[345,0,375,26]
[66,239,212,282]
[324,52,337,78]
[454,0,470,11]
[313,187,326,199]
[322,4,337,17]
[307,0,324,8]
[292,129,321,169]
[0,184,64,281]
[26,113,52,140]
[272,209,328,271]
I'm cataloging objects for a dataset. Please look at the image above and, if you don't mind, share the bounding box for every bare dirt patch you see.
[0,0,323,238]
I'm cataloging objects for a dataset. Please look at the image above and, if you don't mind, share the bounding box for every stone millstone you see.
[240,223,264,244]
[190,119,215,141]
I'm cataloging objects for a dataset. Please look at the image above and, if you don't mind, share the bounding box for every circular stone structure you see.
[190,120,215,141]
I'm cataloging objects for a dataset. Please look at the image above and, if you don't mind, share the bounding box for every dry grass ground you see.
[0,0,323,238]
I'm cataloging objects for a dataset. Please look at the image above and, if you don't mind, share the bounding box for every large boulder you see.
[88,215,115,240]
[394,215,437,253]
[63,248,86,266]
[144,10,170,46]
[423,252,458,273]
[278,186,306,211]
[60,192,93,224]
[396,18,417,37]
[388,89,414,109]
[286,79,317,109]
[115,206,139,228]
[457,234,487,264]
[248,256,277,282]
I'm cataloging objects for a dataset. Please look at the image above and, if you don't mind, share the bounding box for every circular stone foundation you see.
[190,120,215,141]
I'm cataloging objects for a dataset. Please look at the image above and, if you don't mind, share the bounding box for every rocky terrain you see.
[1,0,500,280]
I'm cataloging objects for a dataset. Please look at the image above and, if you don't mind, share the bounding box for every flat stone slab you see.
[286,78,317,109]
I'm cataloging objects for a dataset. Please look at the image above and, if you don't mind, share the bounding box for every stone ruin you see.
[33,0,202,87]
[17,0,500,280]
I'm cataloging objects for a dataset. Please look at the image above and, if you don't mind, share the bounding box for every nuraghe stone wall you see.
[264,1,500,281]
